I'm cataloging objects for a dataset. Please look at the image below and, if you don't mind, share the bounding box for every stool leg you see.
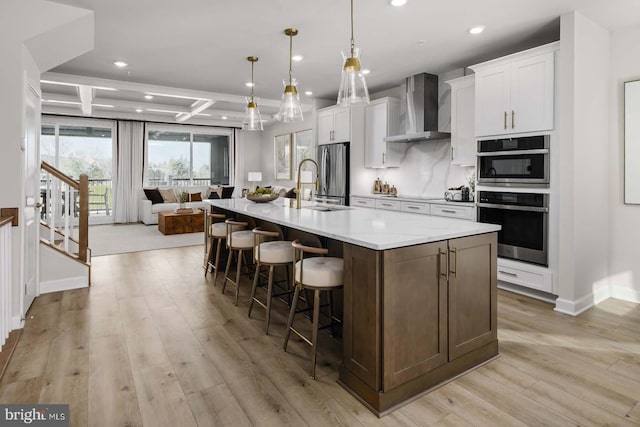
[311,289,321,379]
[234,249,243,306]
[283,286,301,352]
[204,237,214,276]
[212,238,223,285]
[248,261,260,318]
[329,290,336,337]
[222,248,233,294]
[285,264,292,307]
[265,265,275,335]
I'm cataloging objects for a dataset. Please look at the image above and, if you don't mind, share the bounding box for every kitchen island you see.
[206,198,501,416]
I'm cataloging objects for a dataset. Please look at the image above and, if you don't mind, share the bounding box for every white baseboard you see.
[554,293,595,316]
[40,277,88,294]
[610,286,640,304]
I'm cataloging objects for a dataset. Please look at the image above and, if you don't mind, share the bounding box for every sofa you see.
[139,186,234,225]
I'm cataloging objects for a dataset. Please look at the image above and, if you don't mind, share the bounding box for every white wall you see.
[556,12,611,315]
[607,23,640,303]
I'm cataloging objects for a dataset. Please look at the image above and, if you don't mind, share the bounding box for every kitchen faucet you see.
[295,158,319,209]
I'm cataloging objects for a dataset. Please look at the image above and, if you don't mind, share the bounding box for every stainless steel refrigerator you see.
[315,142,349,205]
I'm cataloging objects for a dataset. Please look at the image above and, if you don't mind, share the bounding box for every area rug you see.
[89,223,204,256]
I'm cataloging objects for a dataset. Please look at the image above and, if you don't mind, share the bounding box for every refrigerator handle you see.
[324,147,330,193]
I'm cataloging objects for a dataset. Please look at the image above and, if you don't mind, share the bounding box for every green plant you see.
[177,191,189,203]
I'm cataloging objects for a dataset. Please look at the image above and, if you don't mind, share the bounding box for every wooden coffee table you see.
[158,209,205,235]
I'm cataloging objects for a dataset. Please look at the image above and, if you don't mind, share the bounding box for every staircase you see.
[39,162,91,292]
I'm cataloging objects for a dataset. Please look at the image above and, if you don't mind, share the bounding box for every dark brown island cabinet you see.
[341,232,498,415]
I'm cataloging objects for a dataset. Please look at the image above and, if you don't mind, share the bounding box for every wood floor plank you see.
[186,383,252,427]
[89,334,143,427]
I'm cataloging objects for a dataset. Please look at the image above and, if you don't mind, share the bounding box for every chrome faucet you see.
[295,158,319,209]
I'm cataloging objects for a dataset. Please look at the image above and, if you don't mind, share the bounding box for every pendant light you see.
[242,56,263,131]
[277,28,304,123]
[337,0,370,106]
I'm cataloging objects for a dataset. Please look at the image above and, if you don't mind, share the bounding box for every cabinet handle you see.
[407,206,419,210]
[512,110,515,129]
[441,209,456,214]
[381,203,392,207]
[357,201,366,204]
[451,146,454,161]
[439,248,448,278]
[504,111,507,129]
[382,152,386,164]
[499,270,518,277]
[449,247,457,278]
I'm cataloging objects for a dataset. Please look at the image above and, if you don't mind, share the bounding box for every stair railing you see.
[40,162,89,262]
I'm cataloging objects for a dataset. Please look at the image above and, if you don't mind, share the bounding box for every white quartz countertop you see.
[206,198,499,251]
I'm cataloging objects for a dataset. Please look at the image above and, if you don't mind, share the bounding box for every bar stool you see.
[248,227,294,334]
[283,240,343,379]
[222,219,255,305]
[204,213,234,284]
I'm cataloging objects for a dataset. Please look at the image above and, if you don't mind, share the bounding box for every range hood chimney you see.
[384,73,451,143]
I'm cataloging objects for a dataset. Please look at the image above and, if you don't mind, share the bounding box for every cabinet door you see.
[474,63,510,137]
[343,244,381,389]
[365,103,387,168]
[448,233,497,361]
[383,241,448,390]
[450,76,476,166]
[333,108,351,143]
[317,109,335,145]
[510,51,554,133]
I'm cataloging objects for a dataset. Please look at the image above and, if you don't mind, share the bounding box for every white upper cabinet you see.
[317,106,351,145]
[364,97,400,168]
[446,75,476,166]
[470,42,557,137]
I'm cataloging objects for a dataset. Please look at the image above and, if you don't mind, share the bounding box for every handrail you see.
[40,162,89,262]
[41,161,79,189]
[0,217,13,228]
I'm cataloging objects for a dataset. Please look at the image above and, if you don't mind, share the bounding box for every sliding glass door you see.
[144,125,233,187]
[41,117,116,224]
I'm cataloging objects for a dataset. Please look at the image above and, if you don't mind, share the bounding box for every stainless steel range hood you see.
[384,73,451,143]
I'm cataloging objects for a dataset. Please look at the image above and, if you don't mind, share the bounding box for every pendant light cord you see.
[250,61,255,102]
[289,33,293,86]
[350,0,355,57]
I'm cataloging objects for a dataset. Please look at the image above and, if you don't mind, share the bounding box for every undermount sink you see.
[304,204,353,212]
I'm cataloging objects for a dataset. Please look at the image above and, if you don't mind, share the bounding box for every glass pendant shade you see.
[242,97,263,131]
[242,56,263,131]
[278,28,304,123]
[337,47,370,106]
[278,79,303,123]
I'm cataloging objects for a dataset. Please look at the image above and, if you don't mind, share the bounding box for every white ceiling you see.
[43,0,640,126]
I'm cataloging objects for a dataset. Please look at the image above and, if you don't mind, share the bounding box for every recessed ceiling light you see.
[113,61,128,68]
[136,109,143,113]
[144,95,153,100]
[221,116,228,120]
[292,55,303,62]
[469,26,485,35]
[305,91,313,96]
[390,0,407,6]
[361,69,371,75]
[245,82,254,87]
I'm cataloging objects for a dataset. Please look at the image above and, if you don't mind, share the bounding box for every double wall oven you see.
[476,135,550,267]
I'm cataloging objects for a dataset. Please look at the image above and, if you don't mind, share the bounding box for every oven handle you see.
[477,149,549,157]
[477,202,549,213]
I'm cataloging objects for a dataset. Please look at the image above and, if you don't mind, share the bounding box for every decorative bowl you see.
[246,193,279,203]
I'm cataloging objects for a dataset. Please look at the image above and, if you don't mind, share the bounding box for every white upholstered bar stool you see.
[204,213,242,285]
[283,240,344,379]
[222,219,255,305]
[248,227,294,334]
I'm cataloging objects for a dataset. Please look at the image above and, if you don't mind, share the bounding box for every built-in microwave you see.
[477,135,550,187]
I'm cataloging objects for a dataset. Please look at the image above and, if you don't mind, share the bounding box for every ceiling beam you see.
[77,85,93,115]
[176,99,216,122]
[41,72,306,109]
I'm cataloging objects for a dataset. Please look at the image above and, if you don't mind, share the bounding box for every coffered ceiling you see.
[42,0,640,127]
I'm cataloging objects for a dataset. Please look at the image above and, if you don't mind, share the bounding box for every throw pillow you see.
[143,188,164,205]
[220,186,235,198]
[190,192,202,202]
[159,188,178,203]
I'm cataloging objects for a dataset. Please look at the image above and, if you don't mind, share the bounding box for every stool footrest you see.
[289,326,312,347]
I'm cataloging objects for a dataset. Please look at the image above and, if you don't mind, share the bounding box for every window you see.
[41,118,116,223]
[144,125,233,187]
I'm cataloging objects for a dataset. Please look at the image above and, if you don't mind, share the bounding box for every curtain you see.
[114,121,144,223]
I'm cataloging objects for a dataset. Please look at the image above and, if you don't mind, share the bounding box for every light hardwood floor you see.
[1,245,639,426]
